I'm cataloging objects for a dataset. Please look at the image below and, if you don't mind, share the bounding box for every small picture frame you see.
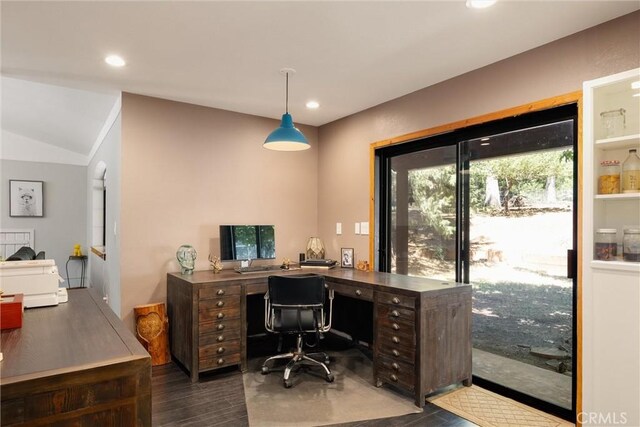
[341,248,354,268]
[9,180,44,217]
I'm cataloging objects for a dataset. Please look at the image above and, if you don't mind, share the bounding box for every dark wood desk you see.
[167,268,472,407]
[1,289,151,426]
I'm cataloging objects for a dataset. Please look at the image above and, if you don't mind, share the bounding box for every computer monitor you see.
[219,225,275,261]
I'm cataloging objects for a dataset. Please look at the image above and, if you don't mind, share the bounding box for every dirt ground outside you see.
[407,208,574,376]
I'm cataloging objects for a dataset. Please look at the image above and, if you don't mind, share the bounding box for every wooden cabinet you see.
[0,289,151,426]
[167,268,471,406]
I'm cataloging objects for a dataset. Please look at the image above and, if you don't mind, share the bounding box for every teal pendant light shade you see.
[263,68,310,151]
[264,113,309,151]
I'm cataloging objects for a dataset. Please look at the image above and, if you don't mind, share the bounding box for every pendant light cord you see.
[285,72,289,114]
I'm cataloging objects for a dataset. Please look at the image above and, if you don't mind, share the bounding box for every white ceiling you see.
[1,1,638,157]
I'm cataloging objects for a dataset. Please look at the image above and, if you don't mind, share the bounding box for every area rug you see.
[429,385,574,427]
[243,348,422,427]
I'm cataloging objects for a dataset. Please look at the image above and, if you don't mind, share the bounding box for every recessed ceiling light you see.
[481,137,490,141]
[631,81,640,90]
[105,55,126,67]
[306,100,320,109]
[466,0,497,9]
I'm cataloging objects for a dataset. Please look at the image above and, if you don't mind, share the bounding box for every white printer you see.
[0,259,67,308]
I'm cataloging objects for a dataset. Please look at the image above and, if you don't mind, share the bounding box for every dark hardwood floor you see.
[152,362,476,427]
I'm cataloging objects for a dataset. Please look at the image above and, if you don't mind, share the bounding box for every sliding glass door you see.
[377,105,577,420]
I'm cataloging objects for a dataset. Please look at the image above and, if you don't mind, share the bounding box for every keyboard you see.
[299,259,337,267]
[234,265,283,274]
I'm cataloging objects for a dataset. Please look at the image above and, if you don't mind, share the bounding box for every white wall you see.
[0,159,87,285]
[87,113,122,315]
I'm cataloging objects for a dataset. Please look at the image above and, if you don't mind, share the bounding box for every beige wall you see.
[120,93,318,329]
[317,11,640,263]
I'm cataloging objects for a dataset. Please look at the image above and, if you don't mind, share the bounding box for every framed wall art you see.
[10,180,44,217]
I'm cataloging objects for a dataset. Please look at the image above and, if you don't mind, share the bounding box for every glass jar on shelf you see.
[623,228,640,262]
[597,160,620,194]
[600,108,626,138]
[595,229,617,261]
[621,149,640,193]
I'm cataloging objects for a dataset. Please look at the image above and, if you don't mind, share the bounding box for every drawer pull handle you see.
[392,362,399,371]
[355,290,362,296]
[392,336,400,344]
[392,323,400,330]
[217,335,225,342]
[217,313,225,319]
[217,289,225,296]
[217,301,225,308]
[390,374,398,382]
[217,358,225,365]
[217,347,225,354]
[392,349,400,357]
[217,324,225,331]
[392,297,400,304]
[391,310,400,318]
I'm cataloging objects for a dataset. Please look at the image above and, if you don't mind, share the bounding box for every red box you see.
[1,293,24,330]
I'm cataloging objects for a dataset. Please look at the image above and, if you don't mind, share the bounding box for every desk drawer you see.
[199,297,240,322]
[198,319,240,346]
[328,281,374,301]
[200,318,241,336]
[378,340,415,364]
[377,291,415,309]
[199,339,241,359]
[200,352,241,371]
[200,285,241,300]
[376,355,415,391]
[377,329,415,348]
[376,304,414,323]
[378,315,415,337]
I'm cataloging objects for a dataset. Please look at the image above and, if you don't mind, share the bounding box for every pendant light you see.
[263,68,310,151]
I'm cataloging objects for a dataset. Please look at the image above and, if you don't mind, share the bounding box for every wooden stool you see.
[134,302,170,366]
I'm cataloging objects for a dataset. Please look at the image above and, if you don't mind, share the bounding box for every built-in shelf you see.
[91,246,106,260]
[591,260,640,272]
[595,192,640,200]
[595,133,640,150]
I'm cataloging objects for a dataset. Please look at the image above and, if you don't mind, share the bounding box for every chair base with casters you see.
[261,334,334,388]
[262,274,335,388]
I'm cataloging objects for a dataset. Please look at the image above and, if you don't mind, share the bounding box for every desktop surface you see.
[169,267,467,296]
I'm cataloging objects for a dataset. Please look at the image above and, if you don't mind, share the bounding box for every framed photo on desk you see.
[341,248,354,268]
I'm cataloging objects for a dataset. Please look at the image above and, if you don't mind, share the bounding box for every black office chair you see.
[262,274,335,388]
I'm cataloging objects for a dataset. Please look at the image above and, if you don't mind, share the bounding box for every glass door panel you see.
[389,145,457,282]
[465,120,575,411]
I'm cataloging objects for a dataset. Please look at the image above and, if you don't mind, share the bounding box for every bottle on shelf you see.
[595,229,617,261]
[623,228,640,262]
[600,108,626,138]
[621,149,640,193]
[598,160,621,194]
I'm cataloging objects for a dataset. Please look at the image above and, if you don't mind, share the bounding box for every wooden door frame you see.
[368,91,583,422]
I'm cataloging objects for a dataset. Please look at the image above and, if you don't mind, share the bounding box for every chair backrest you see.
[268,274,325,306]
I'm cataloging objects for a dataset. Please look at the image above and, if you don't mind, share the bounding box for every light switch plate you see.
[336,222,342,235]
[355,223,361,235]
[360,221,369,235]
